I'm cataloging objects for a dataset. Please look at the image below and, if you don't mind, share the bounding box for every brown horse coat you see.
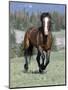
[24,27,52,52]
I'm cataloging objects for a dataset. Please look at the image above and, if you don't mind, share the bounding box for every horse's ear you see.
[40,12,46,21]
[46,12,51,19]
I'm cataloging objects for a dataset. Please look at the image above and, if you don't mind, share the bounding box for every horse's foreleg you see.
[36,51,43,73]
[38,46,45,70]
[43,50,50,70]
[36,50,45,73]
[36,51,41,67]
[41,52,45,70]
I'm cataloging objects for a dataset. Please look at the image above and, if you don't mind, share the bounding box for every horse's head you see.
[40,12,51,36]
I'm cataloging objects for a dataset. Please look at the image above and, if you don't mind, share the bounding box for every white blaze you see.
[44,17,49,35]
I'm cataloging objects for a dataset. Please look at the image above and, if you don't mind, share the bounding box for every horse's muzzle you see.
[44,30,48,36]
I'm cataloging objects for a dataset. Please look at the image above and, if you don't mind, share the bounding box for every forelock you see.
[40,12,51,21]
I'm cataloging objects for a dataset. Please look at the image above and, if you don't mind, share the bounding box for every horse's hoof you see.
[24,64,28,72]
[39,68,43,74]
[40,64,45,70]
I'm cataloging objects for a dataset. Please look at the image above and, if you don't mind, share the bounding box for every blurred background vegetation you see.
[9,9,65,31]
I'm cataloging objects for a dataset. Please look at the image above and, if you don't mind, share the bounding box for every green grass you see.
[10,50,65,88]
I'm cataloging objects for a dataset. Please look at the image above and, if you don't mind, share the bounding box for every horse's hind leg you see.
[24,46,33,72]
[24,33,30,72]
[24,49,29,72]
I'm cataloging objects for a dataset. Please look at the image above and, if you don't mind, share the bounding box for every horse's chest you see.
[39,35,48,44]
[40,35,52,50]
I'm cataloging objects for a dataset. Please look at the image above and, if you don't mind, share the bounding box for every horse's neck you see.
[38,27,44,34]
[38,31,47,44]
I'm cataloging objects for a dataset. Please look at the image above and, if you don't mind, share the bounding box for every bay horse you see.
[23,12,53,73]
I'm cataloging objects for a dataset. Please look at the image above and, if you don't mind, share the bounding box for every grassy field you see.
[10,49,65,88]
[52,30,65,37]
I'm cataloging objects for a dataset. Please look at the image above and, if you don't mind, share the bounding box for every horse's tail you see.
[24,45,33,58]
[23,31,33,57]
